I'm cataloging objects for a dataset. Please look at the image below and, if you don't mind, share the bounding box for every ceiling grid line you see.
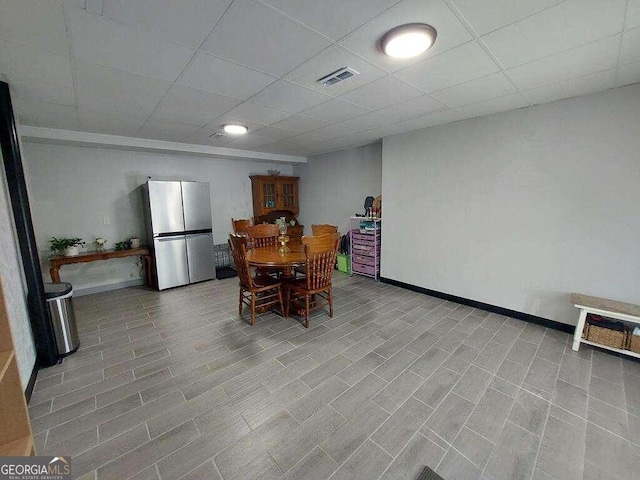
[613,0,632,86]
[133,0,252,137]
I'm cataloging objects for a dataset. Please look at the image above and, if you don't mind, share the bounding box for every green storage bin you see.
[337,253,350,273]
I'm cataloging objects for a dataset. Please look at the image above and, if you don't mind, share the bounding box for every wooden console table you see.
[571,293,640,358]
[50,247,154,288]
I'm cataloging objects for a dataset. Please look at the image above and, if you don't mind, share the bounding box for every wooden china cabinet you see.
[250,175,303,238]
[250,175,299,215]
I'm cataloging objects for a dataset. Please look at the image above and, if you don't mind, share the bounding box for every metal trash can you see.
[44,282,79,356]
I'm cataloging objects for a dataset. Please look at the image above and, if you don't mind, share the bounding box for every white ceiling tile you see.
[76,90,159,118]
[152,105,222,127]
[13,99,78,130]
[67,8,195,82]
[137,119,201,142]
[627,0,640,29]
[310,123,360,139]
[456,93,529,118]
[8,79,75,106]
[104,0,232,48]
[266,132,324,150]
[251,125,300,141]
[368,121,420,138]
[396,42,499,93]
[620,27,640,65]
[431,72,516,107]
[284,145,327,157]
[179,52,276,99]
[339,75,424,110]
[223,102,292,125]
[340,111,392,131]
[74,61,172,105]
[374,95,446,122]
[0,0,69,55]
[182,127,234,147]
[481,0,627,68]
[226,133,274,150]
[523,69,616,105]
[616,61,640,87]
[77,108,148,136]
[339,0,473,72]
[159,85,241,117]
[392,108,469,130]
[506,35,621,91]
[284,45,387,96]
[202,0,330,77]
[0,39,73,86]
[301,98,370,122]
[269,115,331,132]
[260,0,399,41]
[450,0,565,36]
[249,80,331,113]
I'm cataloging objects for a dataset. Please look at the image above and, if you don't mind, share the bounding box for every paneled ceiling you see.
[1,0,639,157]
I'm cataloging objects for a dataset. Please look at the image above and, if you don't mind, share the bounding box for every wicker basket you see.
[628,335,640,354]
[583,323,628,349]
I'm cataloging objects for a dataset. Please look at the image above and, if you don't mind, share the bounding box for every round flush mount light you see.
[223,124,248,135]
[380,23,437,59]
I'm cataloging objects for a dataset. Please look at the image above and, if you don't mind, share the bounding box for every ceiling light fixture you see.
[380,23,437,59]
[223,124,248,135]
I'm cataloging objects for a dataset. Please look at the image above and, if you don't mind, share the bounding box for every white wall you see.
[0,151,36,388]
[382,83,640,326]
[294,142,382,235]
[23,143,293,293]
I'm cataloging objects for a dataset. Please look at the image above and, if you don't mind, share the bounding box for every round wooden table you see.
[245,242,305,278]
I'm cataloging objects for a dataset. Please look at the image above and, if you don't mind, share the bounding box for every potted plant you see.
[49,237,85,257]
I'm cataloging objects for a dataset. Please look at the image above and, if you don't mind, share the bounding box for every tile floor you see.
[28,273,640,480]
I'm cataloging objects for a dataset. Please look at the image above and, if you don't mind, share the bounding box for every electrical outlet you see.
[103,216,110,225]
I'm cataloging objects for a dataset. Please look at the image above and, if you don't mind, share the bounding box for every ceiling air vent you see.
[210,132,226,138]
[317,67,359,87]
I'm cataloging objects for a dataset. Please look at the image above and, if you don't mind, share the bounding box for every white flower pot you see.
[65,246,80,256]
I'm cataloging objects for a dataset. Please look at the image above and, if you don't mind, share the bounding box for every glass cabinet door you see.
[262,181,277,210]
[280,180,297,210]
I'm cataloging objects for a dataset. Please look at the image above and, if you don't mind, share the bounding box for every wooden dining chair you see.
[246,224,282,278]
[285,233,339,328]
[311,224,338,236]
[232,218,253,236]
[246,224,279,246]
[228,234,284,326]
[295,225,339,278]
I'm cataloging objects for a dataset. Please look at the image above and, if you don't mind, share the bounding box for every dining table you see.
[245,240,305,279]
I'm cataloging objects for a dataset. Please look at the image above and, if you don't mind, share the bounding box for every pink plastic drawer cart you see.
[350,217,381,280]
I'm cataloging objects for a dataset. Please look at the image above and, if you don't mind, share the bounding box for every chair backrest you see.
[232,218,253,236]
[246,224,279,247]
[302,233,340,290]
[228,234,253,288]
[311,224,338,236]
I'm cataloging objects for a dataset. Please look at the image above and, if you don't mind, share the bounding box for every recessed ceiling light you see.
[223,124,248,135]
[380,23,437,59]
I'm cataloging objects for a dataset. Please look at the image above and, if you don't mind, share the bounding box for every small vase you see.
[65,246,79,256]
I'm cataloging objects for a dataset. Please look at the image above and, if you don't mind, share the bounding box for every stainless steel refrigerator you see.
[143,180,215,290]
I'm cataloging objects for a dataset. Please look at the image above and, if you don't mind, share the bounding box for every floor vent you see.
[317,67,359,87]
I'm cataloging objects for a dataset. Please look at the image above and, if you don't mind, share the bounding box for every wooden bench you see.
[571,293,640,358]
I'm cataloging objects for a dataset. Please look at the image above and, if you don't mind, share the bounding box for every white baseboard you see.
[74,278,146,296]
